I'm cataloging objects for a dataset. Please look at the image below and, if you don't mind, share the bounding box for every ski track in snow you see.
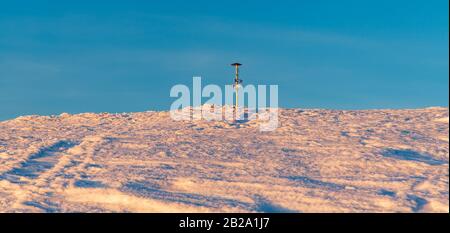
[0,107,448,212]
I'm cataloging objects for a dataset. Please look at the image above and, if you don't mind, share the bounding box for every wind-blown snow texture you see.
[0,107,448,212]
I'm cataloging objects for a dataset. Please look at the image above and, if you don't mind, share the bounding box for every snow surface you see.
[0,107,448,212]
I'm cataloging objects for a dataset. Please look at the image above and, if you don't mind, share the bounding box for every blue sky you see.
[0,0,448,120]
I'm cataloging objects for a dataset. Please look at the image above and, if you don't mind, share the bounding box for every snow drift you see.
[0,107,448,212]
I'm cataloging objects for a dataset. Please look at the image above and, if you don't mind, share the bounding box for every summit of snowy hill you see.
[0,107,448,212]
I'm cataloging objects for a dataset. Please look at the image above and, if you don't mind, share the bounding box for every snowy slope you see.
[0,107,448,212]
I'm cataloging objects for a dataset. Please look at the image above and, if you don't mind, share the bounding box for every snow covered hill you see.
[0,107,448,212]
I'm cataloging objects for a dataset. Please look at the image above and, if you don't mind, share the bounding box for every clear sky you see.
[0,0,448,120]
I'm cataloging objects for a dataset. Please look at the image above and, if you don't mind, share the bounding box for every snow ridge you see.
[0,107,448,212]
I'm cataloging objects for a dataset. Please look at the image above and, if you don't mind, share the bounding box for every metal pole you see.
[231,63,242,111]
[235,65,239,110]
